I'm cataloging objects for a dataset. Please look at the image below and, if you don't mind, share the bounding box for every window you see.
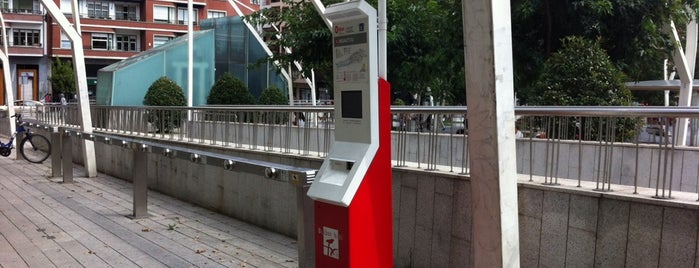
[153,6,175,23]
[60,31,71,48]
[177,8,198,25]
[116,34,137,51]
[153,36,173,47]
[60,0,71,14]
[12,29,40,46]
[115,3,138,21]
[91,33,113,50]
[0,0,8,10]
[87,1,110,19]
[207,10,225,19]
[251,0,259,4]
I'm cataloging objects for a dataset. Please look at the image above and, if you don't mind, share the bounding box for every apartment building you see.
[0,0,259,104]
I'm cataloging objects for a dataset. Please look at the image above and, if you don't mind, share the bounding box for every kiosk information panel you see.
[308,1,393,267]
[308,0,378,206]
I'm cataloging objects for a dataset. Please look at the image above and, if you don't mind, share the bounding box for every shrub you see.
[49,58,76,98]
[530,36,636,141]
[531,36,631,106]
[143,76,186,133]
[207,73,255,105]
[258,86,288,105]
[258,86,289,124]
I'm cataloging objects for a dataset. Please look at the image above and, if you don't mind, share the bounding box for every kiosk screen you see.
[341,90,363,118]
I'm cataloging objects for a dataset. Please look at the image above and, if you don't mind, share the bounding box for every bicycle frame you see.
[1,116,28,149]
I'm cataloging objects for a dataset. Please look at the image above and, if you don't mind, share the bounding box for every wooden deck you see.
[0,154,299,267]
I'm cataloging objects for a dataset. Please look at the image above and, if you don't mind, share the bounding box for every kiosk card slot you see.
[319,158,356,186]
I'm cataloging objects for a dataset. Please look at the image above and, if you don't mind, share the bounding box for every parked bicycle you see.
[0,113,51,163]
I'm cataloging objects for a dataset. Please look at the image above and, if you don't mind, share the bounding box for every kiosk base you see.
[314,79,393,267]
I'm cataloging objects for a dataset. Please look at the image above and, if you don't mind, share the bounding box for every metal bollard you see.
[15,131,25,161]
[131,143,148,219]
[290,171,316,268]
[50,126,62,177]
[61,129,73,183]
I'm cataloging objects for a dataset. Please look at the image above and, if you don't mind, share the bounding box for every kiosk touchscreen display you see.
[341,90,363,119]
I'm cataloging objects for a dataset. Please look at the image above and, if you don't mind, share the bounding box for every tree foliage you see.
[245,0,464,105]
[387,0,464,105]
[143,76,186,133]
[143,77,186,106]
[49,58,75,97]
[245,0,699,107]
[258,86,288,105]
[512,0,699,104]
[530,36,631,106]
[207,73,255,105]
[244,0,339,90]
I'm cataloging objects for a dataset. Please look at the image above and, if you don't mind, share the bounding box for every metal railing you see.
[26,104,699,199]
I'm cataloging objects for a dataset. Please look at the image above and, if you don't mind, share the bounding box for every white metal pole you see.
[41,0,97,177]
[311,69,317,106]
[378,0,387,79]
[0,13,16,138]
[288,65,293,105]
[187,0,194,110]
[70,0,80,33]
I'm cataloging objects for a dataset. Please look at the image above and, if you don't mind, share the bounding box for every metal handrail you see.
[19,104,699,200]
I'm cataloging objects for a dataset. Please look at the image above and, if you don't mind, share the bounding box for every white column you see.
[0,13,16,144]
[41,0,97,177]
[187,0,193,108]
[463,0,520,266]
[668,20,697,146]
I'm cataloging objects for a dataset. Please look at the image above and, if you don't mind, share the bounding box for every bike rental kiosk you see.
[307,1,393,267]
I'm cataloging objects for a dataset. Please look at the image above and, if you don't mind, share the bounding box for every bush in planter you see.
[529,36,636,141]
[207,73,255,105]
[207,73,256,122]
[258,86,289,124]
[143,76,186,133]
[258,86,288,105]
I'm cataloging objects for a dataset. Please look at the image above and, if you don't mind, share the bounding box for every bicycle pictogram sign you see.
[323,226,339,259]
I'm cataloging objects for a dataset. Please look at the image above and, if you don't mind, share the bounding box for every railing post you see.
[50,126,62,177]
[14,131,24,161]
[61,128,73,183]
[131,142,148,218]
[290,171,315,268]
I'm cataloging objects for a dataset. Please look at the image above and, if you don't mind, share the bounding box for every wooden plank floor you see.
[0,154,299,267]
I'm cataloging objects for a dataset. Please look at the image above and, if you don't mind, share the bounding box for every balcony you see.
[1,8,42,15]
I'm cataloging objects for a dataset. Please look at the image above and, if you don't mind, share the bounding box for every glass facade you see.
[200,16,286,98]
[96,30,215,106]
[97,16,288,106]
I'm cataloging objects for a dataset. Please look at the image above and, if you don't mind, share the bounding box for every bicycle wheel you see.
[19,134,51,164]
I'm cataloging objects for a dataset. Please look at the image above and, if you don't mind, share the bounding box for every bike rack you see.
[50,129,316,266]
[50,126,61,178]
[61,127,73,183]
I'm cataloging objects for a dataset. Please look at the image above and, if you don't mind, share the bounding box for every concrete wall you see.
[59,133,699,267]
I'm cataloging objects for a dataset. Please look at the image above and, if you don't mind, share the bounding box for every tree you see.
[144,77,186,106]
[512,0,699,104]
[530,36,636,141]
[244,0,339,90]
[386,0,464,105]
[531,36,631,106]
[245,0,466,105]
[143,76,186,132]
[49,58,75,98]
[207,73,255,105]
[258,86,288,105]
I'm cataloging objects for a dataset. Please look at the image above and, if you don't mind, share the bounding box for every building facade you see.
[0,0,259,104]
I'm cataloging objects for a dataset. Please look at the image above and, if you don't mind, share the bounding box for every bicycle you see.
[0,113,52,163]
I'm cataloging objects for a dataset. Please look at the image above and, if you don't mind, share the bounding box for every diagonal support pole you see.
[40,0,97,177]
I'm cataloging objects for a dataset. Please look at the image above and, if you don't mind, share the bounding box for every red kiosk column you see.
[307,1,392,267]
